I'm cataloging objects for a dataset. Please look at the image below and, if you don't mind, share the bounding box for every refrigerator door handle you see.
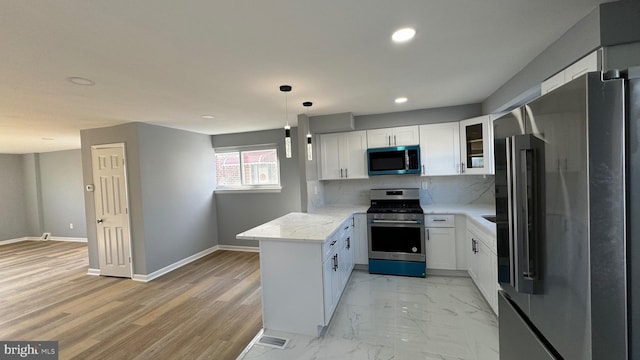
[510,134,544,294]
[506,137,517,289]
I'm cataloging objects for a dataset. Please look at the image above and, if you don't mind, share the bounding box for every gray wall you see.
[137,123,218,274]
[39,150,87,238]
[80,123,146,273]
[483,1,640,114]
[81,122,218,275]
[212,128,302,247]
[354,104,482,130]
[0,154,28,241]
[483,7,601,114]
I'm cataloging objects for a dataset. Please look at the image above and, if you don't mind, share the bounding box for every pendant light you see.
[280,85,292,158]
[303,101,313,161]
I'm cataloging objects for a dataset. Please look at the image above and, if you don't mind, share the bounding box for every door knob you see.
[97,218,104,224]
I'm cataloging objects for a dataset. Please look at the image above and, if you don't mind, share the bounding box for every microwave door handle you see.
[405,150,410,170]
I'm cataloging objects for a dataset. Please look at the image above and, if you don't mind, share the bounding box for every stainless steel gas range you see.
[367,188,426,277]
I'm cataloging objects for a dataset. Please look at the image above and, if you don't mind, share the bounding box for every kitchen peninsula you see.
[237,203,497,336]
[236,207,366,337]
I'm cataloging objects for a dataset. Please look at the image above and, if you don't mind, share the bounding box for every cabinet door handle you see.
[330,240,337,246]
[460,163,465,174]
[345,168,348,178]
[426,229,430,240]
[340,168,343,178]
[394,135,397,145]
[388,135,391,146]
[346,237,351,249]
[422,164,425,175]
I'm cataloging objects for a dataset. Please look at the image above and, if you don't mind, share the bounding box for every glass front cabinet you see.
[459,115,493,175]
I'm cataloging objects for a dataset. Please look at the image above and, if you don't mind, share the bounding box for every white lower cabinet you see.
[353,213,368,265]
[261,217,355,336]
[322,253,336,323]
[323,218,354,325]
[425,215,457,270]
[466,220,498,315]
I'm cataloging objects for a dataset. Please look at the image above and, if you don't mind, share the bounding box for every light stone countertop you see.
[236,204,495,243]
[236,206,367,243]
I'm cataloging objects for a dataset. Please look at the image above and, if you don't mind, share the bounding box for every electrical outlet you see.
[421,181,428,190]
[69,223,74,230]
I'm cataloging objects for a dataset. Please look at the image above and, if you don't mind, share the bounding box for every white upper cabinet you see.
[542,51,599,95]
[319,130,368,180]
[366,125,419,148]
[459,115,493,175]
[419,122,461,176]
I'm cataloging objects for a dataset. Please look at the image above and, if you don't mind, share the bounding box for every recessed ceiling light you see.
[41,137,54,141]
[67,77,95,86]
[201,115,215,119]
[392,28,416,43]
[395,97,408,104]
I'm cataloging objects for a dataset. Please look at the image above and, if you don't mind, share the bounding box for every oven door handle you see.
[370,219,421,225]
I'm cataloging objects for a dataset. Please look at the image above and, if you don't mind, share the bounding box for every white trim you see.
[217,245,259,252]
[87,268,101,276]
[50,237,88,243]
[132,245,220,282]
[0,237,30,245]
[214,187,282,194]
[236,328,264,360]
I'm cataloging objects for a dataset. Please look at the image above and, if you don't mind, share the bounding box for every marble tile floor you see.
[240,270,499,360]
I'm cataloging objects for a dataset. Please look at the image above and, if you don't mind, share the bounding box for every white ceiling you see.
[1,0,608,154]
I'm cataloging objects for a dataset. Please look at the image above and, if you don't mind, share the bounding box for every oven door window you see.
[370,225,422,253]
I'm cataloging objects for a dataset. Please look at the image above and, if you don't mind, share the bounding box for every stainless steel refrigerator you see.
[494,68,639,360]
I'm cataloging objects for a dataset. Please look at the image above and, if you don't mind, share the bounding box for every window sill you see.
[214,187,282,194]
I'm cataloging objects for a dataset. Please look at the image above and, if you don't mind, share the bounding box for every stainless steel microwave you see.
[367,145,421,176]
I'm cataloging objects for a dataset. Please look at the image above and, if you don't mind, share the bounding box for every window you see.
[215,145,281,192]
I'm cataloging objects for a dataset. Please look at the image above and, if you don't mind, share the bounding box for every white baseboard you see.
[87,268,101,276]
[217,245,259,252]
[427,269,470,277]
[132,245,221,282]
[0,237,30,245]
[1,236,89,244]
[50,237,88,243]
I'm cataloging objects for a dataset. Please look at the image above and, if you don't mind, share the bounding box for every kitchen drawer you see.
[323,232,340,261]
[424,214,455,228]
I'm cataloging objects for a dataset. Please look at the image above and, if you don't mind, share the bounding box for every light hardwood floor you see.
[0,241,262,360]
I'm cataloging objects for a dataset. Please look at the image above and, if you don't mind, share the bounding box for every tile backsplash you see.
[322,175,495,206]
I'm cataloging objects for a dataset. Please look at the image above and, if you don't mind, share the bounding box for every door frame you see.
[90,142,134,278]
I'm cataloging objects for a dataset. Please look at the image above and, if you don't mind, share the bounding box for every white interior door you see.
[91,143,133,278]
